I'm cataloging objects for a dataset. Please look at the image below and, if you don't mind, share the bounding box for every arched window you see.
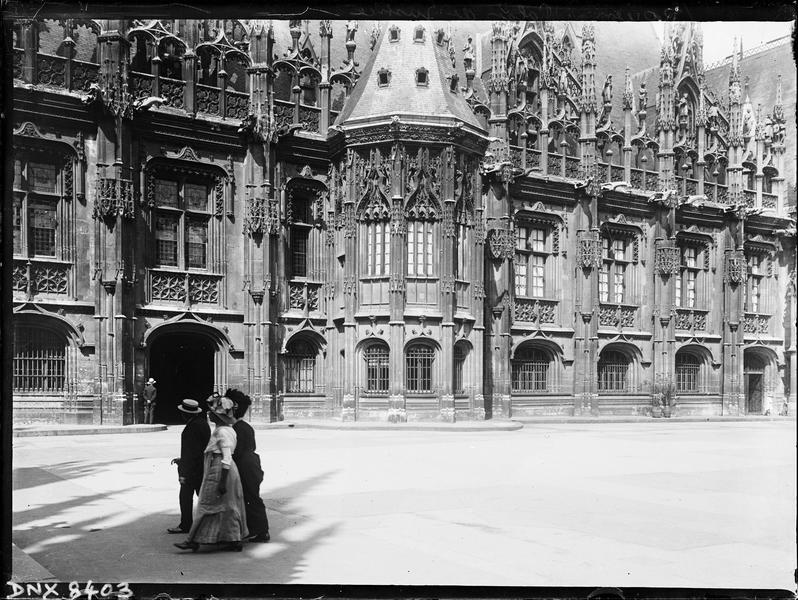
[675,351,701,392]
[598,350,630,392]
[406,343,434,394]
[13,325,66,393]
[512,347,550,392]
[453,343,468,394]
[364,343,389,394]
[285,338,316,393]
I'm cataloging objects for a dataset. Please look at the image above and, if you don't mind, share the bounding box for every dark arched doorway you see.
[149,331,215,424]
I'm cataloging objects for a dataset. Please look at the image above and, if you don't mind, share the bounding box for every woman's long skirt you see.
[187,452,249,544]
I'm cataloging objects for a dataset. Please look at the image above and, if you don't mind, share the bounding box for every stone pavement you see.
[11,421,796,589]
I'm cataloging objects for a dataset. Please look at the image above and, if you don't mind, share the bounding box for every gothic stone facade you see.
[10,18,796,425]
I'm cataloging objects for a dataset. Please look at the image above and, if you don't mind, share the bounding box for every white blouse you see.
[204,425,237,467]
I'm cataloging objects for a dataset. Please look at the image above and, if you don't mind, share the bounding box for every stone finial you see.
[622,66,634,110]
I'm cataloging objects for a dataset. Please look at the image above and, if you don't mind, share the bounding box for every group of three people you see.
[169,389,270,552]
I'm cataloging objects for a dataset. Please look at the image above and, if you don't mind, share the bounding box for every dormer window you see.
[416,67,428,87]
[449,73,459,93]
[414,26,425,43]
[436,29,446,45]
[377,67,391,88]
[389,26,400,42]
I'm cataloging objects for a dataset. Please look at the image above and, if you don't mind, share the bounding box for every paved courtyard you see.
[11,421,796,588]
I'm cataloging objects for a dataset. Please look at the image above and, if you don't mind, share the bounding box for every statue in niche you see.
[346,20,358,43]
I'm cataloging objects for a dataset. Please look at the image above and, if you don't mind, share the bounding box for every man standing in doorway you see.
[143,378,157,424]
[168,398,211,534]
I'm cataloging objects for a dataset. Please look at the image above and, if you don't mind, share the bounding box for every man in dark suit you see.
[168,398,211,534]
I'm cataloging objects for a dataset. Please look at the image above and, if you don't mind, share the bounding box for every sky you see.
[655,21,794,65]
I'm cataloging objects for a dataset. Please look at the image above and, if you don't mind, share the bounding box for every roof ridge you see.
[704,34,792,71]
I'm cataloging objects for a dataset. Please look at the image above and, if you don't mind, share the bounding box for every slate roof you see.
[334,22,484,130]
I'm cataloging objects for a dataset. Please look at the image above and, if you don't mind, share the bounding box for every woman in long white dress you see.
[174,395,249,552]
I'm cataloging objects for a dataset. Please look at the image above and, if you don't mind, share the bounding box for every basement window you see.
[436,29,446,45]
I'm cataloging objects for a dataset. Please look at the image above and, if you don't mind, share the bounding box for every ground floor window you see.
[406,343,434,394]
[512,347,549,392]
[675,352,700,392]
[13,325,66,392]
[285,338,316,393]
[598,350,629,392]
[364,343,389,394]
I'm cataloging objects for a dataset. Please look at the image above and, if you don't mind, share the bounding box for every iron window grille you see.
[364,344,390,394]
[598,350,629,392]
[285,339,316,393]
[13,326,66,393]
[406,344,434,394]
[675,353,700,392]
[511,348,549,392]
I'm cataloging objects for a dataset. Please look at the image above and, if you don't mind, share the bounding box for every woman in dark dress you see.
[226,388,270,543]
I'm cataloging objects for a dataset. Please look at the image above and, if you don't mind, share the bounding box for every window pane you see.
[686,271,696,308]
[515,255,527,296]
[516,227,528,250]
[29,162,58,193]
[155,214,179,266]
[292,227,308,277]
[602,237,610,259]
[186,220,208,269]
[184,182,208,211]
[599,267,609,302]
[684,247,697,268]
[613,264,625,303]
[531,254,545,297]
[13,326,66,392]
[425,224,433,274]
[156,179,179,207]
[675,275,682,307]
[383,223,390,274]
[531,228,546,252]
[407,224,415,275]
[613,239,626,260]
[30,201,57,256]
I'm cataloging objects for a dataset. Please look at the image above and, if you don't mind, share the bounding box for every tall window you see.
[406,343,434,394]
[154,177,211,270]
[407,221,434,276]
[364,344,389,394]
[515,226,548,297]
[600,237,628,303]
[285,339,316,393]
[455,223,469,279]
[365,221,391,275]
[290,197,312,279]
[598,350,629,392]
[675,352,700,392]
[453,344,467,394]
[676,246,700,308]
[512,347,550,392]
[13,157,62,258]
[13,325,66,393]
[746,255,764,313]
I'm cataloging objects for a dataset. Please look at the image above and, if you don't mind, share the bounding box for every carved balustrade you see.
[13,258,71,297]
[743,313,771,335]
[762,192,777,209]
[674,308,708,331]
[598,303,638,328]
[149,269,222,305]
[226,90,248,119]
[288,281,323,311]
[513,298,557,324]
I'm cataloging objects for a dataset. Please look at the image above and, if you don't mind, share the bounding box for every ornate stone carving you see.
[675,308,708,331]
[576,230,601,269]
[743,313,770,334]
[472,281,486,300]
[38,54,67,87]
[599,303,637,328]
[188,275,219,304]
[514,299,556,324]
[94,178,135,219]
[289,282,305,309]
[161,77,185,109]
[487,226,514,260]
[151,271,187,302]
[33,263,69,294]
[197,85,221,116]
[389,273,406,293]
[724,250,746,284]
[441,273,455,294]
[654,239,681,276]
